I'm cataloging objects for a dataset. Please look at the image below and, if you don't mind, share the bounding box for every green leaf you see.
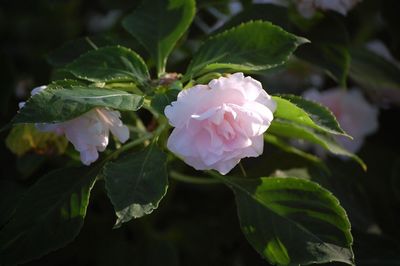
[66,46,149,84]
[104,145,168,227]
[0,179,26,227]
[273,94,349,137]
[349,47,400,90]
[122,0,196,74]
[6,124,68,156]
[13,85,144,124]
[185,21,308,80]
[264,134,328,172]
[0,167,98,265]
[218,175,354,266]
[269,119,366,170]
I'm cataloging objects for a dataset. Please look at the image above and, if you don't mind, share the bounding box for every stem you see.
[157,60,166,78]
[85,37,98,50]
[206,170,222,180]
[239,162,247,177]
[103,120,167,162]
[183,79,195,89]
[169,171,222,185]
[104,134,152,162]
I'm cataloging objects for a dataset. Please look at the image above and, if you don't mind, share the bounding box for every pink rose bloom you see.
[164,73,276,175]
[303,88,378,153]
[20,86,129,165]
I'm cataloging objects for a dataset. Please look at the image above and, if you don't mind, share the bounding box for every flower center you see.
[216,112,236,141]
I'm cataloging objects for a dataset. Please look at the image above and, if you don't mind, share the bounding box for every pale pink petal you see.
[110,125,129,143]
[80,147,99,166]
[167,128,198,157]
[165,85,209,128]
[212,158,241,175]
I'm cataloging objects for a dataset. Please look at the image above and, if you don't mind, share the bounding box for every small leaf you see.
[185,21,308,80]
[269,119,366,170]
[0,167,98,265]
[273,94,349,137]
[13,85,144,124]
[151,88,180,114]
[66,46,149,84]
[122,0,196,74]
[104,145,168,227]
[6,124,68,156]
[349,47,400,90]
[218,175,354,266]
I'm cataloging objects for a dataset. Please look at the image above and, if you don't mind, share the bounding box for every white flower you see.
[303,88,378,153]
[165,73,276,175]
[19,86,129,165]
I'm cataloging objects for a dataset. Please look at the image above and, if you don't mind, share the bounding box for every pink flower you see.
[164,73,276,175]
[20,86,129,165]
[303,88,378,153]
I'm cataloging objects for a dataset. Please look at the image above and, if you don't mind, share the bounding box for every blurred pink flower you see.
[250,1,362,18]
[303,88,378,153]
[20,86,129,165]
[165,73,276,175]
[296,0,361,18]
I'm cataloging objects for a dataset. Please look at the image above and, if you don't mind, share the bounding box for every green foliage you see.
[218,175,354,266]
[269,120,366,170]
[123,0,196,75]
[6,124,68,156]
[0,167,98,265]
[0,180,26,228]
[349,47,400,90]
[273,94,348,137]
[264,134,327,171]
[104,145,168,227]
[13,84,143,124]
[184,21,308,80]
[225,6,350,87]
[66,46,150,84]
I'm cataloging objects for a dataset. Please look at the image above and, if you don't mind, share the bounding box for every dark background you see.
[1,0,400,265]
